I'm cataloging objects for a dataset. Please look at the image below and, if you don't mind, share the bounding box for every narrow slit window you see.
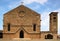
[8,23,10,31]
[53,17,56,22]
[33,24,36,31]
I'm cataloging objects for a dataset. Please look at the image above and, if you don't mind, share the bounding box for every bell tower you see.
[49,12,58,34]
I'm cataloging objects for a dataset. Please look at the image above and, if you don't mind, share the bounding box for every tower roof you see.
[49,12,58,15]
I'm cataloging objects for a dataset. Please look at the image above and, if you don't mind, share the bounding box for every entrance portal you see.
[20,30,24,38]
[45,34,53,39]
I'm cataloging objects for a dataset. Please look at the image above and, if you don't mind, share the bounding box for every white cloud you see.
[23,0,48,5]
[8,0,48,9]
[58,13,60,34]
[29,5,41,11]
[41,12,50,31]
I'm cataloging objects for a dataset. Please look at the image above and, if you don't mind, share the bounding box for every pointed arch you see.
[20,30,24,38]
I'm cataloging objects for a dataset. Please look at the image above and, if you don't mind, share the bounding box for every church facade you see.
[0,5,58,39]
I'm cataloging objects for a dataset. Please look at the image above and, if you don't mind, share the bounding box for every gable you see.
[4,5,40,16]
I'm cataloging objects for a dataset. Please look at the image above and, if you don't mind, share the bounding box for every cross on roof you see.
[21,2,24,5]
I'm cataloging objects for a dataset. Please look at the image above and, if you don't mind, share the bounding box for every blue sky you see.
[0,0,60,34]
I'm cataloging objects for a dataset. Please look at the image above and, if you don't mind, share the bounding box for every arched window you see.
[45,34,53,39]
[8,23,10,31]
[33,24,36,31]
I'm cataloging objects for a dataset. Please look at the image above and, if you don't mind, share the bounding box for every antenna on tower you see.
[21,2,24,5]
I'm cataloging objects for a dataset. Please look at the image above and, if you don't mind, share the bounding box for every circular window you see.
[18,11,25,17]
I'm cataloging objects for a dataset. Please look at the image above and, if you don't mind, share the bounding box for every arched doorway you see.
[45,34,53,39]
[20,30,24,38]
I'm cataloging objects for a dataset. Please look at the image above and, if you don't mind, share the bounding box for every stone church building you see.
[0,4,58,39]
